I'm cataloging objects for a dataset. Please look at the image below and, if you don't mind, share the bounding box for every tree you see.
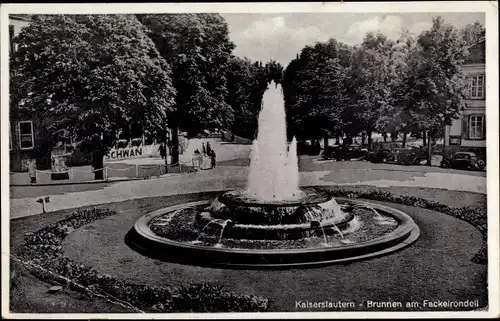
[349,32,395,148]
[225,57,269,139]
[403,17,469,165]
[460,21,485,46]
[265,59,284,84]
[282,39,352,145]
[137,14,235,164]
[11,14,175,178]
[375,34,419,147]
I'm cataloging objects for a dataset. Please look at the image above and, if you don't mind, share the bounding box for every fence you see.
[14,160,197,185]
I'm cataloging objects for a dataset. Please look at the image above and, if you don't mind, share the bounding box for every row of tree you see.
[11,14,282,168]
[281,17,484,164]
[10,14,484,168]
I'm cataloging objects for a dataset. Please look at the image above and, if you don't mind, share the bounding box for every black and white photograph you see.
[1,2,499,318]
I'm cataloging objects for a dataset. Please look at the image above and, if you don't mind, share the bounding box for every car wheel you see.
[477,160,485,171]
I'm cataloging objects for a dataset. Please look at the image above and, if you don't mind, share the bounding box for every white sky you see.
[221,12,485,67]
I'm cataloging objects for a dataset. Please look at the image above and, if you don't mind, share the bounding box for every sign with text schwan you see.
[104,146,151,161]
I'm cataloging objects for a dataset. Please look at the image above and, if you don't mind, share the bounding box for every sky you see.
[220,12,485,67]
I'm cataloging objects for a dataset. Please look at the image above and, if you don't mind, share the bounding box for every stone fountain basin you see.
[194,210,355,240]
[125,198,420,269]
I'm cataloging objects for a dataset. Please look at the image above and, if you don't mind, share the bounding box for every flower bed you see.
[18,207,269,313]
[325,188,487,264]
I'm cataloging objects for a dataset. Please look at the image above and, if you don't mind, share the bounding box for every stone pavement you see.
[10,164,486,219]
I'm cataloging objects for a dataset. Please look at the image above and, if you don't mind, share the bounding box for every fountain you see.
[125,82,420,268]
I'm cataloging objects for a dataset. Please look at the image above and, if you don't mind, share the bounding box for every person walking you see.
[28,158,37,184]
[202,142,207,155]
[210,149,217,169]
[158,143,166,159]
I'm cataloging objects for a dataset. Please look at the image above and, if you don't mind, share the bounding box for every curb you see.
[9,172,193,187]
[9,177,141,187]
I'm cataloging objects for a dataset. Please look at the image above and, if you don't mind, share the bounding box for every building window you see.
[469,74,485,99]
[18,121,34,149]
[469,115,484,139]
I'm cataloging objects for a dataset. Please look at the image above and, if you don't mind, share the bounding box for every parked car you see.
[322,144,368,161]
[386,148,428,165]
[365,148,391,163]
[441,152,486,171]
[440,152,485,171]
[298,141,321,156]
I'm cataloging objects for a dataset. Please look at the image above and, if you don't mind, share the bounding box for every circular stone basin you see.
[125,194,420,269]
[202,187,354,239]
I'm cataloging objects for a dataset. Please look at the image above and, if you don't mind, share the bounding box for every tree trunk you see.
[427,131,433,166]
[92,149,104,180]
[335,136,340,145]
[361,132,366,145]
[367,130,372,150]
[164,126,169,172]
[91,135,104,180]
[391,132,397,143]
[422,130,427,147]
[402,132,407,148]
[382,132,387,143]
[171,124,179,166]
[323,136,329,150]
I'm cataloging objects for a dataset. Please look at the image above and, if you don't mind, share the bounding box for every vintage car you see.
[322,145,368,161]
[298,141,321,156]
[365,142,401,163]
[440,152,485,171]
[386,147,428,165]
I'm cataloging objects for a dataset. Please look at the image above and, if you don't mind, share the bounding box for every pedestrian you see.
[210,149,217,169]
[158,143,166,159]
[28,158,37,184]
[193,149,201,168]
[202,142,207,155]
[206,141,212,156]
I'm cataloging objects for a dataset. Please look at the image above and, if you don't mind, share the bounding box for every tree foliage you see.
[282,39,352,141]
[225,58,269,139]
[402,17,470,163]
[460,21,485,46]
[137,14,236,137]
[349,33,395,141]
[281,16,481,158]
[11,14,176,152]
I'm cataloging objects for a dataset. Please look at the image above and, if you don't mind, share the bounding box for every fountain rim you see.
[216,187,332,207]
[130,198,418,256]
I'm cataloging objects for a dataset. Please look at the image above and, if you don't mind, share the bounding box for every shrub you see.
[18,207,269,312]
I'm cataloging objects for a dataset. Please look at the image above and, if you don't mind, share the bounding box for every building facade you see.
[443,39,486,159]
[9,15,36,172]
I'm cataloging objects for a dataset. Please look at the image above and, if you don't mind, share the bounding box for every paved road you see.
[9,157,486,219]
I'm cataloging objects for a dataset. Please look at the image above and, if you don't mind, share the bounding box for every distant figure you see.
[193,149,202,168]
[28,159,37,184]
[206,141,212,156]
[158,143,166,159]
[210,150,217,169]
[202,142,207,155]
